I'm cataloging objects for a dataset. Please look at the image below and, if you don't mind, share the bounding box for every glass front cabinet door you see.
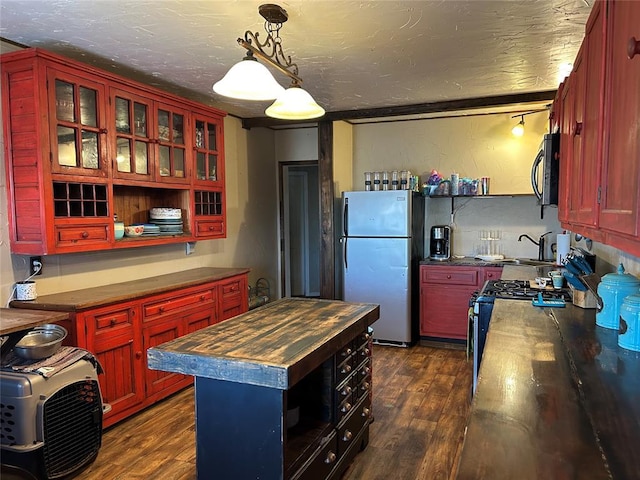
[111,88,153,182]
[155,104,189,184]
[48,69,108,177]
[193,114,224,187]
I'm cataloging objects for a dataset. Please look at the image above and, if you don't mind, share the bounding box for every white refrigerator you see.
[341,190,425,346]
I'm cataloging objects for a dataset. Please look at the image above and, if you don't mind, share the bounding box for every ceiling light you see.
[213,52,285,101]
[511,115,525,137]
[214,4,324,120]
[266,82,326,120]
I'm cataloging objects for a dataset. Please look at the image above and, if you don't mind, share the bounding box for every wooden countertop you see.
[9,267,249,312]
[147,297,379,390]
[457,296,640,479]
[0,308,70,335]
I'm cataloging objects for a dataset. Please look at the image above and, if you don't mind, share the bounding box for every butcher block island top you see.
[147,297,380,389]
[9,267,249,311]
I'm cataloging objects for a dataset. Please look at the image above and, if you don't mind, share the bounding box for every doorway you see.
[280,162,320,297]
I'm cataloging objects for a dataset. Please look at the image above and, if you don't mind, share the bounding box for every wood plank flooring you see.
[79,344,471,480]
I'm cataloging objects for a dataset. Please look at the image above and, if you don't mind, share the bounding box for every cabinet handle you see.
[110,318,117,326]
[342,430,353,442]
[573,121,582,136]
[341,364,352,374]
[324,451,337,464]
[362,407,371,418]
[446,275,451,279]
[81,231,89,238]
[99,128,108,134]
[361,381,371,392]
[159,306,165,313]
[341,402,352,413]
[628,36,640,59]
[135,351,142,359]
[362,366,371,376]
[341,386,352,397]
[342,348,352,357]
[200,295,206,301]
[487,273,493,278]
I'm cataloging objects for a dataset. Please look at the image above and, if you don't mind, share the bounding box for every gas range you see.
[479,279,572,302]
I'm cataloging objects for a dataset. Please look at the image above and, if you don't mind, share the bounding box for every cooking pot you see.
[596,264,640,330]
[619,293,640,352]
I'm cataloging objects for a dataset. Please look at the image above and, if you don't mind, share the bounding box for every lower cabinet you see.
[33,271,249,427]
[420,264,502,340]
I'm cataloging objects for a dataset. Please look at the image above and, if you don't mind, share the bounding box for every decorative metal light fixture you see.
[213,4,325,120]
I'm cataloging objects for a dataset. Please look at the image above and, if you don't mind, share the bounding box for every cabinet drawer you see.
[195,219,223,237]
[422,267,478,286]
[291,432,338,480]
[143,288,215,320]
[221,279,242,296]
[337,396,371,458]
[55,224,109,246]
[94,307,134,332]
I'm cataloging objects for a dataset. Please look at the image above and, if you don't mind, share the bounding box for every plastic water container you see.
[619,293,640,352]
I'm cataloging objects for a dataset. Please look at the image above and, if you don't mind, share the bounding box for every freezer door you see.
[343,237,412,344]
[343,190,411,237]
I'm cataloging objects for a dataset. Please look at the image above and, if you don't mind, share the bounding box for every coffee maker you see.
[430,225,451,261]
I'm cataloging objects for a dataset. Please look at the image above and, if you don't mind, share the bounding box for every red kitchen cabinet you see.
[420,264,502,341]
[559,0,640,256]
[219,274,249,321]
[81,303,146,422]
[566,0,605,228]
[10,268,249,428]
[1,47,227,255]
[598,0,640,240]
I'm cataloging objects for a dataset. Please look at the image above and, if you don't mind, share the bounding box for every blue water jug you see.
[619,293,640,352]
[596,264,640,329]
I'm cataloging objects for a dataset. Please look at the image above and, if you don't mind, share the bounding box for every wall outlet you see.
[30,256,43,275]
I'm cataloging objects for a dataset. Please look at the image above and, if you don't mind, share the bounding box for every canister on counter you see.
[382,171,389,190]
[373,171,381,191]
[619,293,640,352]
[480,177,490,195]
[391,170,399,190]
[596,264,640,329]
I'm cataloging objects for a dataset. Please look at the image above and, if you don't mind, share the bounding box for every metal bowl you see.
[14,324,67,360]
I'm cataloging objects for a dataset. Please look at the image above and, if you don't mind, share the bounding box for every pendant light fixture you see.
[213,4,325,120]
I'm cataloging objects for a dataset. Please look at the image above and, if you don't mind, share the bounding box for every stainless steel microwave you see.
[531,132,560,206]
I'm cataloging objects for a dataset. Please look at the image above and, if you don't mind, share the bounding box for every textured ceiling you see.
[0,0,592,121]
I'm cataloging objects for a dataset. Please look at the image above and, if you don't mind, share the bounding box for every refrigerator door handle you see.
[343,198,349,237]
[343,236,348,270]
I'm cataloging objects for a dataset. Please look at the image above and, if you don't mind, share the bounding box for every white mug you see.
[16,280,37,300]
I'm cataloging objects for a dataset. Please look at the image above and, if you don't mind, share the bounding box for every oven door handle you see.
[467,306,474,362]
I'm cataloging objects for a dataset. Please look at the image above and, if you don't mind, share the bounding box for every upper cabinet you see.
[598,0,640,241]
[1,48,227,255]
[558,0,640,255]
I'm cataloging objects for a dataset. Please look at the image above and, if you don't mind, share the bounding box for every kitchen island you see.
[147,297,379,480]
[457,266,640,479]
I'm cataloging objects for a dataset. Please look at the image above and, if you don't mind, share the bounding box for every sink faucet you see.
[518,231,552,261]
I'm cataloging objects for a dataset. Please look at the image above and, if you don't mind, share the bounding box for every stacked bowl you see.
[149,207,183,236]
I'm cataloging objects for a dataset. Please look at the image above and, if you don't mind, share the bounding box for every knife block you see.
[571,286,598,309]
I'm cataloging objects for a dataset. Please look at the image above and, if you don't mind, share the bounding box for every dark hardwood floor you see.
[80,344,472,480]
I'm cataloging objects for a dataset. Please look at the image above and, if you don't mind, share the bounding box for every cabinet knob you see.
[324,451,337,464]
[342,348,352,357]
[361,382,371,392]
[200,295,206,301]
[341,402,352,413]
[110,318,117,326]
[81,231,89,238]
[341,386,352,397]
[135,351,142,359]
[446,275,451,279]
[342,430,353,442]
[487,273,493,278]
[628,36,640,59]
[362,407,371,418]
[341,364,352,374]
[159,306,165,313]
